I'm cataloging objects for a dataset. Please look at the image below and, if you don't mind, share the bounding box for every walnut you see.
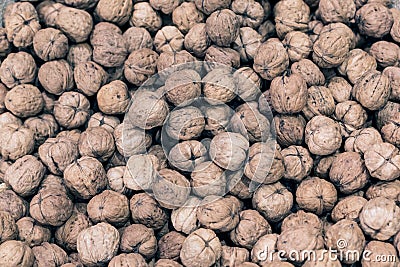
[377,101,400,147]
[77,223,120,267]
[296,177,337,215]
[0,211,17,243]
[221,246,249,266]
[170,198,200,235]
[109,253,148,267]
[95,0,132,26]
[96,81,130,116]
[0,190,28,220]
[273,0,310,39]
[191,161,227,197]
[337,49,377,85]
[168,141,207,172]
[383,67,400,101]
[154,26,184,53]
[0,52,37,89]
[206,9,240,47]
[230,210,272,249]
[366,180,400,201]
[290,59,325,87]
[78,127,115,162]
[369,41,400,68]
[0,84,7,114]
[232,27,261,63]
[391,8,400,43]
[130,2,162,33]
[54,92,90,129]
[6,84,43,119]
[24,114,59,146]
[88,113,120,133]
[335,101,368,135]
[273,115,305,147]
[282,31,312,62]
[106,166,128,194]
[194,0,231,15]
[305,116,342,156]
[180,228,222,267]
[120,224,157,259]
[124,154,158,191]
[0,28,10,56]
[158,231,186,260]
[361,241,399,267]
[302,86,335,120]
[204,46,241,69]
[164,69,201,107]
[157,50,197,71]
[32,242,68,267]
[258,20,276,42]
[244,142,284,184]
[90,22,128,68]
[184,23,210,57]
[254,39,289,81]
[172,2,204,33]
[55,211,92,251]
[355,3,393,38]
[38,59,74,96]
[36,1,64,27]
[33,28,68,61]
[0,124,35,161]
[364,143,400,181]
[326,77,352,103]
[331,196,367,222]
[67,43,93,68]
[0,240,34,267]
[303,250,341,267]
[74,61,108,97]
[148,145,168,170]
[270,74,308,114]
[123,27,152,54]
[344,127,382,154]
[155,259,182,267]
[325,219,365,264]
[234,67,261,102]
[3,2,41,48]
[165,106,205,140]
[114,123,152,156]
[55,0,99,9]
[17,217,51,247]
[253,182,293,222]
[55,6,93,42]
[130,193,168,230]
[200,104,233,136]
[251,234,278,264]
[281,210,323,233]
[124,48,159,86]
[319,0,356,24]
[231,0,264,28]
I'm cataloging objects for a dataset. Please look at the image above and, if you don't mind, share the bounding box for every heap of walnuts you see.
[0,0,399,266]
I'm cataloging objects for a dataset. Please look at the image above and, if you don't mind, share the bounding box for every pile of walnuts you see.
[0,0,399,266]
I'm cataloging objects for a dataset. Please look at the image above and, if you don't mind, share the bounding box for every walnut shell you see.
[234,67,262,102]
[106,166,129,194]
[180,228,222,267]
[54,92,90,129]
[296,177,337,215]
[254,39,289,81]
[253,182,293,222]
[130,193,168,230]
[164,69,201,107]
[77,222,120,267]
[231,0,264,28]
[290,59,325,87]
[165,106,205,141]
[17,217,51,247]
[319,0,356,24]
[78,127,115,162]
[281,145,313,182]
[377,101,400,147]
[172,2,204,33]
[158,231,186,260]
[366,180,400,201]
[0,28,10,56]
[55,6,93,43]
[39,59,74,96]
[258,20,276,42]
[273,115,306,147]
[171,197,201,234]
[338,49,377,85]
[369,41,400,68]
[331,196,367,222]
[67,43,93,68]
[233,27,262,62]
[154,26,184,53]
[123,27,153,53]
[201,104,233,136]
[202,68,237,104]
[87,113,120,133]
[335,101,368,134]
[194,0,231,15]
[282,31,312,62]
[0,240,34,267]
[157,51,196,72]
[114,123,152,157]
[361,241,399,267]
[364,143,400,181]
[124,154,158,191]
[205,45,241,69]
[24,114,59,146]
[0,124,35,161]
[273,0,310,39]
[109,253,148,267]
[6,84,43,118]
[33,28,68,61]
[32,242,68,267]
[222,245,249,266]
[130,2,162,33]
[344,127,382,155]
[95,0,133,26]
[184,23,210,57]
[355,3,393,38]
[191,161,227,197]
[206,9,240,47]
[391,8,400,43]
[74,61,108,97]
[0,211,17,243]
[36,1,64,27]
[0,190,28,220]
[383,67,400,101]
[250,234,278,264]
[124,48,159,86]
[280,210,323,233]
[120,224,157,259]
[302,86,335,120]
[326,77,351,103]
[0,52,37,89]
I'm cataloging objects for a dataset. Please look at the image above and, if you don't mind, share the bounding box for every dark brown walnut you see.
[191,161,227,197]
[109,253,148,267]
[55,6,93,43]
[55,211,92,251]
[296,177,337,215]
[360,197,400,240]
[4,155,45,197]
[67,43,93,68]
[194,0,231,15]
[244,141,284,184]
[366,180,400,201]
[361,241,399,267]
[120,224,157,259]
[232,27,261,63]
[130,193,168,230]
[331,196,367,222]
[369,41,400,68]
[305,116,342,156]
[24,114,59,146]
[325,219,365,264]
[253,182,293,222]
[273,0,310,39]
[0,211,17,243]
[338,49,377,85]
[0,240,34,267]
[205,46,240,69]
[273,115,305,147]
[64,157,107,200]
[95,0,133,26]
[154,26,184,53]
[364,143,400,181]
[38,59,74,96]
[270,74,307,114]
[0,190,28,220]
[90,22,128,68]
[130,2,162,32]
[153,168,191,209]
[107,166,129,194]
[180,228,222,267]
[88,113,120,133]
[302,86,335,120]
[184,23,210,57]
[251,234,278,264]
[165,106,205,141]
[335,101,368,135]
[0,28,10,56]
[164,69,201,106]
[74,61,108,97]
[231,0,264,28]
[77,223,120,267]
[206,9,240,47]
[123,27,153,53]
[326,77,352,103]
[234,67,261,102]
[254,38,289,81]
[319,0,356,24]
[355,3,393,38]
[114,123,152,156]
[280,210,323,233]
[197,195,242,232]
[282,31,312,62]
[32,242,68,267]
[39,137,79,175]
[33,28,68,61]
[290,59,325,87]
[344,127,383,154]
[54,92,90,129]
[281,145,313,182]
[3,2,41,48]
[78,127,115,162]
[0,124,35,161]
[221,245,249,266]
[172,2,204,33]
[0,52,37,89]
[17,217,51,247]
[124,154,158,191]
[158,231,186,260]
[124,48,159,86]
[230,210,272,249]
[157,50,197,71]
[383,67,400,101]
[36,1,64,27]
[377,101,400,147]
